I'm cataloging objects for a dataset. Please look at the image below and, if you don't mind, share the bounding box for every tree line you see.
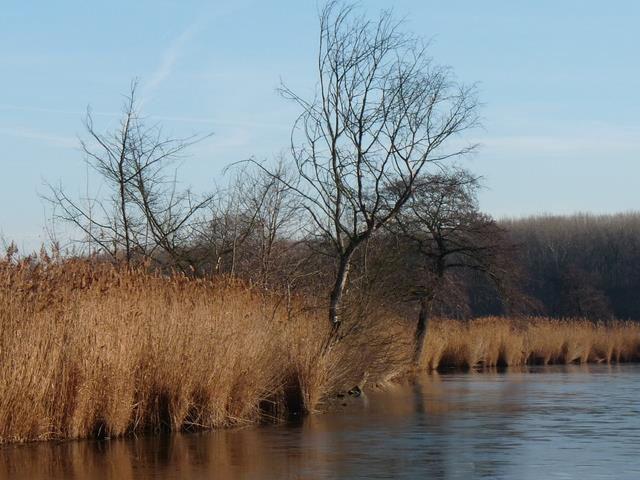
[44,2,482,354]
[501,213,640,321]
[40,2,638,365]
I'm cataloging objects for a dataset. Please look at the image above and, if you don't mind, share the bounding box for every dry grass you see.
[1,256,639,444]
[0,257,407,444]
[420,317,640,370]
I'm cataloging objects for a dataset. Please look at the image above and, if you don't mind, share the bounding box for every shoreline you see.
[1,259,639,444]
[2,363,638,448]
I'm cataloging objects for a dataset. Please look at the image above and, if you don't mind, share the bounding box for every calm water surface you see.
[2,365,639,479]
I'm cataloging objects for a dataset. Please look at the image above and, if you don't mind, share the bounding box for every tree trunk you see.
[328,251,354,332]
[117,113,132,264]
[414,260,446,367]
[413,295,431,366]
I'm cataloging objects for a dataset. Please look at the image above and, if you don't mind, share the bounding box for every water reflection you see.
[1,364,639,479]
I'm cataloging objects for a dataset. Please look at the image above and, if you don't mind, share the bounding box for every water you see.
[2,365,639,479]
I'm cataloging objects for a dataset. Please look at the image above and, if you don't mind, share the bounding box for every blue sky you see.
[1,1,639,251]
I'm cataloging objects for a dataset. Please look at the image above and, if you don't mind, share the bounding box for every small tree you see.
[235,161,301,287]
[189,162,297,278]
[391,169,512,363]
[46,81,212,268]
[193,177,262,276]
[261,2,479,332]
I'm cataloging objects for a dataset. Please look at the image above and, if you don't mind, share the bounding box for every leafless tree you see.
[237,160,302,287]
[254,2,479,332]
[191,164,283,276]
[391,169,513,363]
[45,81,212,268]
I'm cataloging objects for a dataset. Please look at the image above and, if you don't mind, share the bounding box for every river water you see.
[1,365,639,479]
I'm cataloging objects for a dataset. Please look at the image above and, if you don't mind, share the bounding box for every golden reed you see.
[421,317,640,370]
[0,257,407,443]
[1,257,638,443]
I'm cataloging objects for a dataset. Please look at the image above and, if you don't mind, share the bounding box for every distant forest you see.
[500,214,640,320]
[341,212,640,323]
[428,213,640,321]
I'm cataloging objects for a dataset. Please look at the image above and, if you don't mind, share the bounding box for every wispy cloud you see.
[0,126,77,148]
[140,19,204,105]
[151,114,290,130]
[478,130,640,157]
[0,104,287,131]
[0,103,119,118]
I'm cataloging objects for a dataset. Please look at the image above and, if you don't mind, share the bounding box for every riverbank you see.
[1,365,639,479]
[422,316,640,370]
[1,259,639,443]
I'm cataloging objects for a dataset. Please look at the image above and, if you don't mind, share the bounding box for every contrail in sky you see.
[140,18,205,106]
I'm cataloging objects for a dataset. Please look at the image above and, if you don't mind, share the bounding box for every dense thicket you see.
[501,213,640,320]
[43,152,640,324]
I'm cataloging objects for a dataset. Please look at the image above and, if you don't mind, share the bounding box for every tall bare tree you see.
[256,2,479,331]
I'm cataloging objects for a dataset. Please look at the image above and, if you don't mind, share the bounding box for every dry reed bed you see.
[1,258,639,444]
[421,317,640,371]
[0,258,409,444]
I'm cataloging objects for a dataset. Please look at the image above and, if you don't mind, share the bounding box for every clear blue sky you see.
[2,1,639,251]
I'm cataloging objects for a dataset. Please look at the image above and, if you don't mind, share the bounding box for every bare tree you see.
[234,160,301,287]
[46,81,212,268]
[191,166,274,276]
[391,169,513,364]
[254,2,479,332]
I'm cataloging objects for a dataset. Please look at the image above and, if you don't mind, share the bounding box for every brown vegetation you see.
[1,256,639,444]
[0,256,410,444]
[420,317,640,371]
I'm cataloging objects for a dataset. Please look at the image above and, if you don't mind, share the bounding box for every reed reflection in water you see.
[1,364,639,479]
